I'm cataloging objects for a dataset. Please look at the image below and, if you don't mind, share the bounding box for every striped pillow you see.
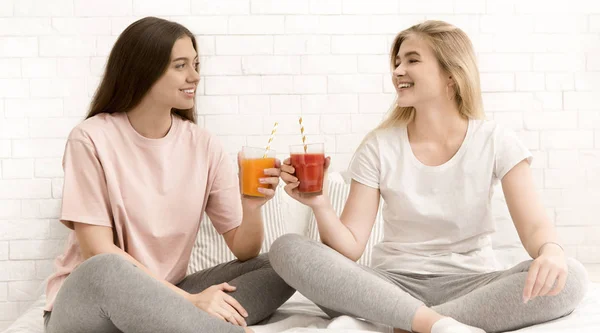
[306,178,384,267]
[187,184,286,274]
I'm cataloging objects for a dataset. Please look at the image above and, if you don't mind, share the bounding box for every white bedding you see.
[4,283,600,333]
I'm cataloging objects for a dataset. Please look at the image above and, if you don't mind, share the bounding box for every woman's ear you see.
[446,76,456,101]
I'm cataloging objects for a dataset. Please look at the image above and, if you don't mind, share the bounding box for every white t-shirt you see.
[349,119,532,275]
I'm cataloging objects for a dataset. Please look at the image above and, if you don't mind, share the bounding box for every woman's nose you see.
[393,64,405,77]
[189,68,200,83]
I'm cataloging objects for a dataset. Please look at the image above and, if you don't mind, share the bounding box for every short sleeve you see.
[60,136,113,230]
[494,127,533,180]
[204,138,243,235]
[348,133,381,189]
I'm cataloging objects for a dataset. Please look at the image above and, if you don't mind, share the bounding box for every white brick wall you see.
[1,0,599,327]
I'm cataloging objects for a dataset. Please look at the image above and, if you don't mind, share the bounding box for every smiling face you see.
[146,36,200,110]
[391,34,452,109]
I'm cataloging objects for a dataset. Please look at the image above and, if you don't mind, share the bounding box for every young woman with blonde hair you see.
[271,20,588,333]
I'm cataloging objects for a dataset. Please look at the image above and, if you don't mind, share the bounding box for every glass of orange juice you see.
[241,146,276,197]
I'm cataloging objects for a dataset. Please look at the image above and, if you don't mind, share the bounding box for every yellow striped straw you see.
[299,117,307,153]
[264,122,278,158]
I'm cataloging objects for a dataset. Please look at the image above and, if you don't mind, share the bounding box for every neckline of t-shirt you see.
[403,119,473,172]
[120,111,179,147]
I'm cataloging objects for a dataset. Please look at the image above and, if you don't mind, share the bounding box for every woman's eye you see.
[176,63,185,69]
[409,59,418,63]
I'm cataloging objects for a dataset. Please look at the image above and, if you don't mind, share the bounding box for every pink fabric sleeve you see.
[60,134,113,230]
[204,138,243,234]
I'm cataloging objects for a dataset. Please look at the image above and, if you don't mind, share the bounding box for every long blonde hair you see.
[373,20,484,133]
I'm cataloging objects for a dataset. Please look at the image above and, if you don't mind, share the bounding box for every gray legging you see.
[269,234,589,333]
[44,252,295,333]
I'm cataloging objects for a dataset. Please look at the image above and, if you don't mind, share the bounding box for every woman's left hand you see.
[238,152,281,209]
[522,245,568,303]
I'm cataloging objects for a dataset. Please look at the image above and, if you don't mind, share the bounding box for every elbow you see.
[235,250,261,262]
[342,245,365,263]
[322,240,363,262]
[232,243,262,262]
[346,251,362,263]
[81,250,97,261]
[80,246,115,261]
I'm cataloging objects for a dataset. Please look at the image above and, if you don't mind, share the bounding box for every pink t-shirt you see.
[44,111,242,312]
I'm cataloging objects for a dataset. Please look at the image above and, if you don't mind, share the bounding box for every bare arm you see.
[281,156,381,261]
[312,180,381,261]
[220,156,283,262]
[502,160,571,303]
[501,160,563,258]
[221,202,265,262]
[74,222,191,299]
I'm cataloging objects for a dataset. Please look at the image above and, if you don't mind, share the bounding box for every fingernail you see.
[259,178,267,184]
[523,296,529,303]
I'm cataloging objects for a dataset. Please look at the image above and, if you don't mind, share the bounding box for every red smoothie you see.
[290,153,325,193]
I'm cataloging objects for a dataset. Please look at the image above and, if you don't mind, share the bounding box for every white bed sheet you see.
[252,283,600,333]
[3,283,599,333]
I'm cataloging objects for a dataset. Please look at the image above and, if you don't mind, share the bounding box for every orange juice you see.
[241,157,276,197]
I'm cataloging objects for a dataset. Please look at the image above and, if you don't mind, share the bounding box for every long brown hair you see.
[86,17,197,123]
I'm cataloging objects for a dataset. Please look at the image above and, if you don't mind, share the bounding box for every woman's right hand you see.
[280,156,331,208]
[186,283,248,327]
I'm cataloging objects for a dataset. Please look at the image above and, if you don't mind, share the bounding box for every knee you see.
[541,257,590,318]
[270,233,306,257]
[561,258,589,308]
[79,252,127,270]
[268,234,310,273]
[74,253,133,285]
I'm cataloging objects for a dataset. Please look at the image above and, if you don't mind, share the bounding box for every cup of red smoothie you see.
[289,143,325,194]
